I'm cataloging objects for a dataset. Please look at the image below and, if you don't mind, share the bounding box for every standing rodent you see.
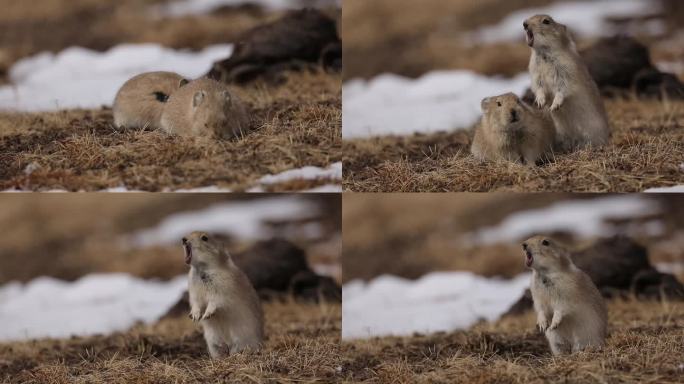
[183,231,264,357]
[113,71,189,129]
[471,92,554,165]
[161,78,250,140]
[524,15,610,150]
[522,236,607,355]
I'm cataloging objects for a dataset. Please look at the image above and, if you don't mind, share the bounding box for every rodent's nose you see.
[523,21,528,30]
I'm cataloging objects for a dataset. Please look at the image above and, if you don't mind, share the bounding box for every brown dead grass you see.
[0,71,341,191]
[343,99,684,192]
[0,300,342,384]
[340,299,684,383]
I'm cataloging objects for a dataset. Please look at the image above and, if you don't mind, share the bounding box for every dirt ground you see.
[340,299,684,383]
[0,300,342,384]
[0,0,341,192]
[342,0,684,193]
[342,193,684,283]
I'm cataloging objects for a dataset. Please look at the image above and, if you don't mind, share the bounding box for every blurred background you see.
[342,193,684,339]
[342,0,684,137]
[0,193,341,341]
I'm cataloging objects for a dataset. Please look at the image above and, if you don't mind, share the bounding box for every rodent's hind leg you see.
[546,330,571,356]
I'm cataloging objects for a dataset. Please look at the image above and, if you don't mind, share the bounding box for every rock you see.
[161,238,340,319]
[504,236,684,316]
[206,9,341,84]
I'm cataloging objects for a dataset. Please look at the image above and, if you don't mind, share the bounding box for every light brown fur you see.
[161,78,251,140]
[524,15,610,150]
[113,71,188,130]
[183,231,264,358]
[471,92,554,165]
[522,236,607,355]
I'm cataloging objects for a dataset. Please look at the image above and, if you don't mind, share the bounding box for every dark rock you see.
[161,238,340,319]
[633,68,684,99]
[504,236,684,316]
[206,9,341,84]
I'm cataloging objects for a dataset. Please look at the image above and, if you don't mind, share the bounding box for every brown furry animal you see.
[160,77,250,140]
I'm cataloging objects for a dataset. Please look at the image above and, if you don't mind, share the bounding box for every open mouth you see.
[510,109,519,123]
[525,251,533,267]
[184,243,193,265]
[526,30,534,47]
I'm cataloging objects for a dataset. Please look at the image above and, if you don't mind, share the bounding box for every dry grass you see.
[0,71,341,191]
[0,301,342,384]
[340,299,684,383]
[343,99,684,192]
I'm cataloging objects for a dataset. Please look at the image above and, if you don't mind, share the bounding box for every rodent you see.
[471,92,555,165]
[522,236,607,355]
[524,14,610,150]
[160,77,251,140]
[113,71,188,130]
[183,231,264,357]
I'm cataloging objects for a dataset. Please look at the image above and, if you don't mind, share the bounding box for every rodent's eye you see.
[201,235,209,242]
[496,102,502,107]
[542,239,550,246]
[522,243,528,249]
[542,19,551,25]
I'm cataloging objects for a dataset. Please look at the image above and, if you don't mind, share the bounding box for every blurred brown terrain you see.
[343,0,684,81]
[0,194,341,285]
[0,0,342,191]
[342,194,684,284]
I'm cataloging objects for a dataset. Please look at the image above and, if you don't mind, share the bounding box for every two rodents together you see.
[472,15,611,165]
[113,72,250,140]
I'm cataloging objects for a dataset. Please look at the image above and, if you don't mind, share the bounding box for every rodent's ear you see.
[481,97,490,110]
[179,78,190,87]
[193,91,205,108]
[221,90,232,105]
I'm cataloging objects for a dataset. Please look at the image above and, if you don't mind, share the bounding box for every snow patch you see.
[0,274,186,341]
[248,162,342,192]
[469,0,664,44]
[468,195,661,245]
[0,44,232,112]
[646,185,684,193]
[342,71,530,138]
[342,272,530,340]
[131,196,319,247]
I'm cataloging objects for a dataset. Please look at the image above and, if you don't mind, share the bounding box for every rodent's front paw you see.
[201,307,216,321]
[535,94,546,108]
[189,309,202,322]
[538,318,549,332]
[550,100,562,111]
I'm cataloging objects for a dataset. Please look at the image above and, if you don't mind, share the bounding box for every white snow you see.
[157,0,340,17]
[645,185,684,193]
[342,71,530,139]
[342,272,530,340]
[302,184,342,193]
[131,196,319,247]
[248,162,342,192]
[469,0,664,44]
[0,44,232,112]
[0,274,186,341]
[468,195,661,245]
